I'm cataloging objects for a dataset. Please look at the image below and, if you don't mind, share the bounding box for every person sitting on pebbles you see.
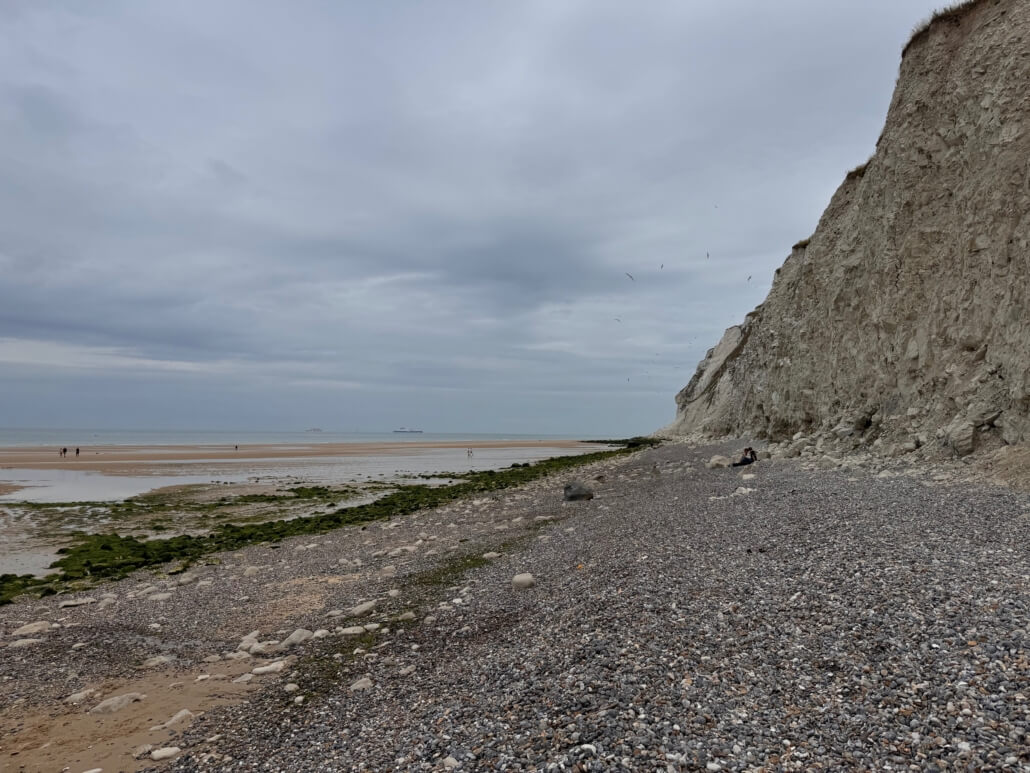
[731,447,758,467]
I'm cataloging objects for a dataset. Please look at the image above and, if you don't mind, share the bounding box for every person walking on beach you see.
[75,447,80,457]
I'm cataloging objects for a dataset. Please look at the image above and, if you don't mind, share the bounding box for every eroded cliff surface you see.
[665,0,1030,459]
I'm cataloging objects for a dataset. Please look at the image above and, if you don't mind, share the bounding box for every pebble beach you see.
[2,441,1030,771]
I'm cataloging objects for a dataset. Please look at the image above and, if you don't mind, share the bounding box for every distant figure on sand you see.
[59,447,66,458]
[75,448,79,457]
[731,447,758,467]
[467,448,474,458]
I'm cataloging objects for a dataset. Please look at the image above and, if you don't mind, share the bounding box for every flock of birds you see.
[614,249,755,385]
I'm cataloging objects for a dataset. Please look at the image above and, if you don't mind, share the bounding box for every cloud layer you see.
[0,1,944,435]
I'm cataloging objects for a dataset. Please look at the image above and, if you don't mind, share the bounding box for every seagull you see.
[660,263,664,270]
[706,251,710,259]
[625,272,635,281]
[747,275,752,281]
[614,317,622,322]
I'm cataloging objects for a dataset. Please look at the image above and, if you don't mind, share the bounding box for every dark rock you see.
[563,482,595,501]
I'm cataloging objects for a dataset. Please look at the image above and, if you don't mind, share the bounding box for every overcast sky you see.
[0,1,944,436]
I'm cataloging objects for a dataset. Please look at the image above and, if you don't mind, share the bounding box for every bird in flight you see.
[660,263,664,270]
[747,275,752,281]
[614,317,622,323]
[706,251,710,260]
[625,272,635,281]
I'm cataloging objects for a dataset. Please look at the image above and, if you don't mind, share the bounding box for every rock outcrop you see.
[664,0,1030,459]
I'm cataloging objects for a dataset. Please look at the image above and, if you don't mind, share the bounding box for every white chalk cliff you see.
[665,0,1030,459]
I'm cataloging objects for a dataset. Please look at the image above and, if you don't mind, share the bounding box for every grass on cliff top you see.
[0,441,644,605]
[903,0,983,56]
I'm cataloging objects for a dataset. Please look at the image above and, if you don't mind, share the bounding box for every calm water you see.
[0,427,588,447]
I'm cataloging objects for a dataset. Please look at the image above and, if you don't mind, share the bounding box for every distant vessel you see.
[393,428,423,433]
[305,428,324,433]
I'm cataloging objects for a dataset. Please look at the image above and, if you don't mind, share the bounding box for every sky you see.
[0,0,946,437]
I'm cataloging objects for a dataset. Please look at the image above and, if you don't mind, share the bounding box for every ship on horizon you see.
[393,427,423,433]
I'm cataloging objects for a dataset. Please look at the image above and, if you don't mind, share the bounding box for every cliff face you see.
[665,0,1030,458]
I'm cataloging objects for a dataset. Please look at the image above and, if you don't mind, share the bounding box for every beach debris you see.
[88,692,146,714]
[563,482,594,501]
[512,573,536,589]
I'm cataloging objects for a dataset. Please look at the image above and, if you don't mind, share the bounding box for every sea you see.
[0,428,589,447]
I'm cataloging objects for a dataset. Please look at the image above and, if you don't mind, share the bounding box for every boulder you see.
[705,455,732,469]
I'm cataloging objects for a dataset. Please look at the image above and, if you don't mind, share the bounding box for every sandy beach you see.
[1,441,1029,771]
[0,439,593,474]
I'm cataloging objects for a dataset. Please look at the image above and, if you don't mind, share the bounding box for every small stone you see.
[279,629,313,649]
[252,660,287,675]
[363,623,381,632]
[132,743,154,759]
[312,629,330,639]
[58,596,96,608]
[203,654,222,663]
[512,573,535,589]
[443,756,459,769]
[155,709,195,730]
[232,673,254,683]
[150,747,181,761]
[7,638,43,649]
[88,692,146,714]
[482,552,501,560]
[394,612,416,622]
[348,601,377,617]
[387,589,400,598]
[65,688,97,705]
[141,655,174,668]
[349,677,373,691]
[12,621,51,636]
[71,642,87,650]
[705,455,731,469]
[284,683,299,693]
[399,665,416,676]
[243,566,261,577]
[294,695,304,704]
[563,482,594,501]
[148,592,173,601]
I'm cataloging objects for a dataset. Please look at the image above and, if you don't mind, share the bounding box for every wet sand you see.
[0,440,592,475]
